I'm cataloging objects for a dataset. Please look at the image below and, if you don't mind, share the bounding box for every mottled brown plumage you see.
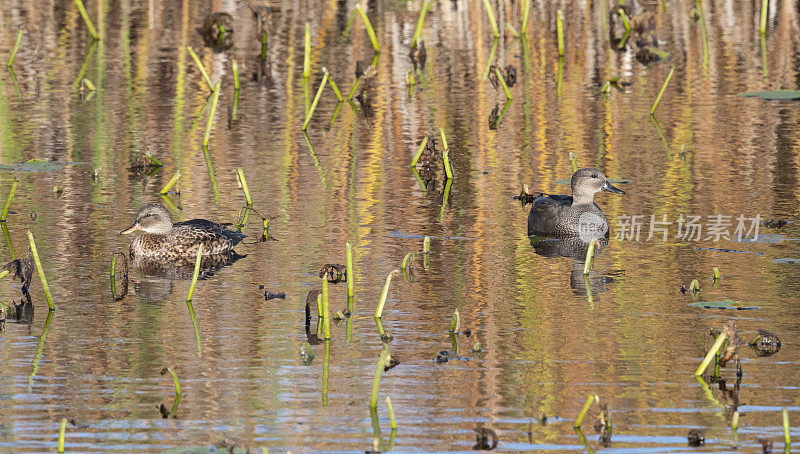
[121,204,245,260]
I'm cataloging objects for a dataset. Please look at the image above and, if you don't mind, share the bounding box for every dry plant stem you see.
[159,170,181,194]
[1,176,19,221]
[694,332,727,376]
[27,231,55,310]
[573,394,594,428]
[186,47,213,90]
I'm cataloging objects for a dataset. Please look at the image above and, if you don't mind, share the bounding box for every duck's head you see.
[571,168,625,204]
[121,203,173,235]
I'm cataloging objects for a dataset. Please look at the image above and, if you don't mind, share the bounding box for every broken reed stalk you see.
[82,78,96,91]
[186,244,204,302]
[386,396,397,430]
[232,59,240,91]
[784,408,791,447]
[109,255,117,295]
[328,72,343,102]
[1,176,19,221]
[346,242,354,299]
[375,270,397,318]
[582,238,598,275]
[689,279,700,292]
[731,410,739,433]
[411,0,430,48]
[449,308,460,333]
[369,348,391,408]
[492,66,513,100]
[759,0,768,36]
[73,0,99,40]
[159,170,181,194]
[573,394,594,428]
[694,331,728,376]
[355,5,381,53]
[162,367,183,417]
[187,47,213,90]
[7,30,22,67]
[410,136,429,167]
[712,266,720,280]
[235,168,253,206]
[302,71,330,131]
[440,128,453,180]
[556,9,565,56]
[260,31,268,61]
[203,82,222,147]
[27,231,55,310]
[303,22,311,79]
[58,418,67,453]
[481,0,500,38]
[423,236,430,253]
[650,66,675,115]
[401,252,415,270]
[520,0,530,34]
[322,277,331,340]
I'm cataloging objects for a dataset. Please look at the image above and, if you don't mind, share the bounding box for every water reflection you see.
[529,235,612,296]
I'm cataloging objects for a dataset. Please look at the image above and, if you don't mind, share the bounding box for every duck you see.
[121,203,245,259]
[527,168,625,238]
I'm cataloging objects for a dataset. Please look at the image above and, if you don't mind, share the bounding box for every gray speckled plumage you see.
[122,204,245,259]
[527,168,625,237]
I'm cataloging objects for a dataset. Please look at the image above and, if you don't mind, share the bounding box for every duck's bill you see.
[120,223,140,235]
[601,180,626,194]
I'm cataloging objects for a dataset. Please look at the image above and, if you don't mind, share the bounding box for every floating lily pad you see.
[772,257,800,264]
[0,159,76,172]
[739,90,800,100]
[689,299,759,310]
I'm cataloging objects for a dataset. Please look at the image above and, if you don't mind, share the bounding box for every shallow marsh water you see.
[1,0,800,452]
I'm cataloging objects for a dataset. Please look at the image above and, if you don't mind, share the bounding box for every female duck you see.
[121,203,245,259]
[527,168,625,238]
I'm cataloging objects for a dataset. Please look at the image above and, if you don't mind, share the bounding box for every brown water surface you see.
[1,0,799,452]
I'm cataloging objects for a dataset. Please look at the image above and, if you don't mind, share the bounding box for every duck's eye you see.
[591,173,598,178]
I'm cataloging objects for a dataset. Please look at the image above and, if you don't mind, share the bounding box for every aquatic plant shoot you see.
[27,231,55,310]
[573,394,594,428]
[695,331,727,376]
[1,176,19,222]
[651,66,675,115]
[73,0,99,40]
[203,82,222,147]
[186,46,213,90]
[355,5,380,53]
[235,168,253,206]
[58,418,67,453]
[7,30,22,67]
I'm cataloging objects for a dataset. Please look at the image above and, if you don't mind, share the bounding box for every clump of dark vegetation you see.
[199,12,234,51]
[319,263,347,283]
[687,428,705,446]
[749,329,781,356]
[472,426,498,450]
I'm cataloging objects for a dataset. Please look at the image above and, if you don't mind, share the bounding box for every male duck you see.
[121,203,245,259]
[527,168,625,237]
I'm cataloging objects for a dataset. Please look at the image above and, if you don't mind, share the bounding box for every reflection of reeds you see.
[159,170,181,195]
[186,244,204,302]
[346,243,354,299]
[386,396,397,430]
[7,30,22,67]
[492,66,513,100]
[481,0,500,38]
[27,231,55,310]
[355,6,381,53]
[322,277,330,340]
[369,347,390,408]
[160,367,182,418]
[449,308,460,332]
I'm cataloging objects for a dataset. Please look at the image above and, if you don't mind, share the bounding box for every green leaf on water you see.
[739,90,800,100]
[689,299,759,310]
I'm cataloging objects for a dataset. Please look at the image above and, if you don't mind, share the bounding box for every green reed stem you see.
[27,231,54,310]
[369,347,390,408]
[375,270,397,318]
[58,418,67,453]
[582,238,598,275]
[109,255,117,296]
[73,0,99,40]
[346,242,354,299]
[187,47,213,90]
[440,128,453,180]
[161,367,182,417]
[573,394,594,428]
[493,66,513,100]
[731,410,739,433]
[7,30,22,67]
[556,9,565,56]
[235,168,253,206]
[386,396,397,430]
[760,0,768,36]
[410,136,429,167]
[411,0,430,48]
[423,236,430,253]
[232,59,239,91]
[355,5,381,53]
[401,252,415,270]
[449,308,460,333]
[159,170,181,194]
[83,78,96,91]
[481,0,500,38]
[203,82,221,147]
[303,22,311,79]
[186,244,204,302]
[327,72,343,102]
[521,0,530,34]
[0,270,9,280]
[618,7,631,33]
[689,279,700,292]
[695,331,727,376]
[261,30,268,61]
[1,177,19,222]
[784,408,791,447]
[347,76,362,101]
[569,152,578,173]
[650,66,674,115]
[302,71,330,131]
[712,266,720,280]
[322,277,331,340]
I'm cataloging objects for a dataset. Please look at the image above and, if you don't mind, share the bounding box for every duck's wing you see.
[530,193,572,211]
[171,222,246,254]
[527,194,573,236]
